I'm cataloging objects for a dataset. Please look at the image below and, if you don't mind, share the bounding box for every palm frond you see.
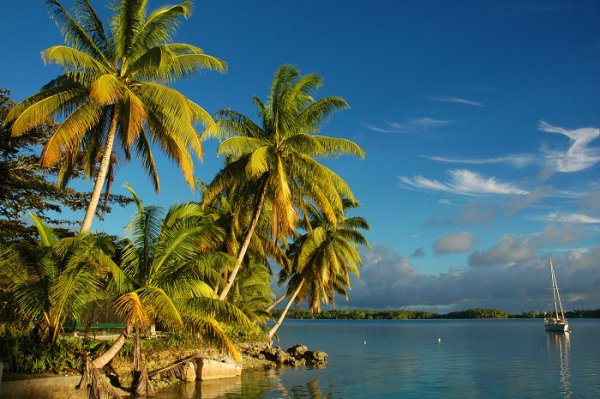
[114,291,152,328]
[134,130,160,192]
[73,0,113,60]
[45,0,109,63]
[42,45,109,75]
[30,213,58,247]
[5,87,86,135]
[40,100,103,166]
[312,136,366,158]
[128,2,193,59]
[111,0,148,60]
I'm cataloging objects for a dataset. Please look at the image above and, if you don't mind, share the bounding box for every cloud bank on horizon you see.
[342,243,600,313]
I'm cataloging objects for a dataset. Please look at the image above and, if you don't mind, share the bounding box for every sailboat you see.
[544,259,569,332]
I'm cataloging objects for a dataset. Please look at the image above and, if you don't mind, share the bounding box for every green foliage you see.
[3,0,226,233]
[207,64,364,244]
[277,308,600,320]
[0,88,130,243]
[565,309,600,318]
[0,324,107,374]
[1,215,121,344]
[109,188,257,362]
[279,309,440,320]
[444,308,510,319]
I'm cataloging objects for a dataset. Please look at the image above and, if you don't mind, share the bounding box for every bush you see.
[0,324,108,374]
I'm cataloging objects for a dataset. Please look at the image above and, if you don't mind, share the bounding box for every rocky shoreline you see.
[115,341,328,394]
[0,341,328,398]
[240,343,328,368]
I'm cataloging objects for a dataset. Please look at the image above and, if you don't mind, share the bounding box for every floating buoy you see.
[363,340,367,345]
[437,338,442,343]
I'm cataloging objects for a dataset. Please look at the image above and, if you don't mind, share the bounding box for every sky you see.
[1,0,600,312]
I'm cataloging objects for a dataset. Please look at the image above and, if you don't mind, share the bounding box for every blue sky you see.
[2,0,600,312]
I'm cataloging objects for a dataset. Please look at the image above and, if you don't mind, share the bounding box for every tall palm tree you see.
[0,214,123,344]
[92,186,255,369]
[3,0,226,233]
[268,200,369,339]
[204,64,365,300]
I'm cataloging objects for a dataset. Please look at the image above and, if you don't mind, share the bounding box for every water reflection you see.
[158,368,342,399]
[546,332,571,399]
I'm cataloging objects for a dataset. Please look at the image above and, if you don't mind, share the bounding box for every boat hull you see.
[544,319,569,332]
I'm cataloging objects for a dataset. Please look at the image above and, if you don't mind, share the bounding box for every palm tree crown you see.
[4,0,226,232]
[204,64,365,300]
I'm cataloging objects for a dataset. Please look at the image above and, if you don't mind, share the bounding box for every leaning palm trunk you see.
[79,357,122,399]
[268,279,305,339]
[92,323,132,369]
[81,109,119,233]
[219,178,269,300]
[133,328,155,398]
[266,293,287,312]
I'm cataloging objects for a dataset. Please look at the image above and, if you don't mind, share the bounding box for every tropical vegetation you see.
[0,0,369,396]
[3,0,225,233]
[204,63,365,301]
[0,88,130,242]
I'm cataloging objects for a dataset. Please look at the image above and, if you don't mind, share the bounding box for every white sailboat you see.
[544,259,569,332]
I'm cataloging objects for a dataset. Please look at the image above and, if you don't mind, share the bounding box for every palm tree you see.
[204,64,365,300]
[268,200,369,339]
[92,186,256,369]
[1,214,123,344]
[3,0,226,233]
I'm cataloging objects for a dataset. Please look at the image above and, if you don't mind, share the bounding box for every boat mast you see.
[550,259,566,320]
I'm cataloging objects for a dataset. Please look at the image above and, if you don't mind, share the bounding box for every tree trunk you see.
[268,279,305,339]
[266,293,286,312]
[80,108,119,233]
[219,177,269,300]
[92,324,132,369]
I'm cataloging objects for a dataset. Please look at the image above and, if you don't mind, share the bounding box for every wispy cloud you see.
[433,231,477,255]
[425,154,535,168]
[535,212,600,224]
[365,117,453,133]
[430,96,484,107]
[539,120,600,173]
[399,169,529,196]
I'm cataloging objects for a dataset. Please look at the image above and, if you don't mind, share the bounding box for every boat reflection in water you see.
[546,331,572,399]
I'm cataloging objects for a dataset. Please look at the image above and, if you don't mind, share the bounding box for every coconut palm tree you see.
[268,200,369,339]
[92,186,256,370]
[3,0,226,233]
[0,214,123,344]
[204,64,365,301]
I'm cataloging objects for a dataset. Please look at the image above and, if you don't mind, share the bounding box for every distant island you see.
[274,308,600,320]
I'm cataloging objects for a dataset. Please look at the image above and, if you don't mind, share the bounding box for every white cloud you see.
[536,212,600,224]
[433,231,477,254]
[539,120,600,173]
[469,235,537,266]
[364,117,453,133]
[399,169,529,196]
[426,154,535,168]
[429,96,484,107]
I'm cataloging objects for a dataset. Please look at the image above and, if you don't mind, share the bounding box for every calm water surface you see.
[159,319,600,398]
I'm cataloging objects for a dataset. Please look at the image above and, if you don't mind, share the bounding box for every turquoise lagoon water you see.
[159,319,600,398]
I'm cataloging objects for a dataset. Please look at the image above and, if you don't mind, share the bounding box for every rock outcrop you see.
[240,343,328,367]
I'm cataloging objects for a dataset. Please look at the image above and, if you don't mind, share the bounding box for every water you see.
[158,319,600,398]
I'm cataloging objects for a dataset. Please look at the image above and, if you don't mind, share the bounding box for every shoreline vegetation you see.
[275,308,600,320]
[0,0,368,396]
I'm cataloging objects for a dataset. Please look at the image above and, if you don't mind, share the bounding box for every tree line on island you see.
[0,0,368,396]
[276,308,600,320]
